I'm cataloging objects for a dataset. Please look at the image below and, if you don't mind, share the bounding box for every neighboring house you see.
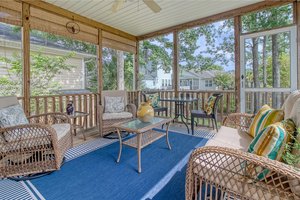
[0,23,96,93]
[140,63,218,90]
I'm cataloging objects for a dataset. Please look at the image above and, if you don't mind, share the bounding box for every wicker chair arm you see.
[223,113,254,132]
[127,103,137,118]
[0,124,61,176]
[28,112,71,125]
[186,146,300,200]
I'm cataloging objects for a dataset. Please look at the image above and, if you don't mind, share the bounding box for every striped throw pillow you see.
[247,119,296,180]
[204,96,216,115]
[249,105,284,138]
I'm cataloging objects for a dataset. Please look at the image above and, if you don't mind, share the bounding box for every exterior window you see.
[205,80,213,87]
[161,79,164,86]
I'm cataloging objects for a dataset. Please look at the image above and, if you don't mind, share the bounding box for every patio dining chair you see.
[191,93,223,135]
[0,96,72,180]
[142,92,168,116]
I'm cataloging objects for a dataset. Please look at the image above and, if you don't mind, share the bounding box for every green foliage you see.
[214,72,234,90]
[139,35,173,74]
[242,4,293,33]
[283,129,300,168]
[0,50,75,96]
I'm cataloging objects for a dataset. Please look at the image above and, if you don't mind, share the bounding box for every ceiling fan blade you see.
[143,0,161,13]
[112,0,124,13]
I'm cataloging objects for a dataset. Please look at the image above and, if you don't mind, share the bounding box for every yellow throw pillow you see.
[249,105,284,138]
[204,96,216,115]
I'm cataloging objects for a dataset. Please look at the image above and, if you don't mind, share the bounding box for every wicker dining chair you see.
[0,96,72,179]
[191,93,223,134]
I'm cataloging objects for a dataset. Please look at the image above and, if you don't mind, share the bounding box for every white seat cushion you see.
[206,126,253,151]
[51,124,70,140]
[102,112,133,120]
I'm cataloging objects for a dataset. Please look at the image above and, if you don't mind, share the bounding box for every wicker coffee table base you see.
[116,122,171,173]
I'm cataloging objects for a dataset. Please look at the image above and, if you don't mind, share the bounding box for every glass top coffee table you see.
[113,117,173,173]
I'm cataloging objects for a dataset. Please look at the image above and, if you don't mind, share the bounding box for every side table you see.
[67,111,89,140]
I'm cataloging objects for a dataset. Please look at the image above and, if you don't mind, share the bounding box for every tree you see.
[214,72,234,90]
[0,50,75,96]
[242,4,293,111]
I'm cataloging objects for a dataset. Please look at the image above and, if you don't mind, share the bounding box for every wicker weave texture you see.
[186,112,300,200]
[0,113,72,178]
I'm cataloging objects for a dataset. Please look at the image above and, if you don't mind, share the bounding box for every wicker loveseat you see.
[0,96,72,179]
[186,111,300,199]
[98,90,136,137]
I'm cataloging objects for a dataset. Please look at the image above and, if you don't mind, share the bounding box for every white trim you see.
[240,25,297,113]
[244,88,291,92]
[20,181,38,200]
[26,181,46,200]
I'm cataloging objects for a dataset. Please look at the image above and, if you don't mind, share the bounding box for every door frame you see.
[240,25,297,113]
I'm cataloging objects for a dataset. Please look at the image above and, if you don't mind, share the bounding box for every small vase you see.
[66,101,74,115]
[137,101,154,122]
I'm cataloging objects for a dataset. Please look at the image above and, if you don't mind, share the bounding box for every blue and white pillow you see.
[0,104,28,128]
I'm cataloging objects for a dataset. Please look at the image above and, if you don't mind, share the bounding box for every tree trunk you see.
[117,50,124,90]
[262,36,268,104]
[272,34,280,108]
[252,37,260,113]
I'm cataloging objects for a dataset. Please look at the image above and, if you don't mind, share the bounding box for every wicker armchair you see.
[186,113,300,200]
[0,96,72,179]
[99,90,136,137]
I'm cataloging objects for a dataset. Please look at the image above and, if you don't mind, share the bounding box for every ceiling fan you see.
[112,0,161,13]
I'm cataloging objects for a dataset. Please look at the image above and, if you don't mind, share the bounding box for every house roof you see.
[44,0,262,36]
[180,69,218,79]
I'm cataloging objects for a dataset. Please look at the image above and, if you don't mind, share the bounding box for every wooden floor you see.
[73,122,216,147]
[73,128,102,147]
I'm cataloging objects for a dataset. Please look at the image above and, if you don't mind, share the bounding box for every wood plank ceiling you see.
[44,0,263,36]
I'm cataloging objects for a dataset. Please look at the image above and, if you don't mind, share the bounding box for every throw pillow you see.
[247,119,295,180]
[204,96,216,115]
[0,104,28,128]
[104,96,125,113]
[248,104,284,138]
[145,93,159,108]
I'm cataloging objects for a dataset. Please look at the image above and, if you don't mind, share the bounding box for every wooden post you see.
[117,50,125,90]
[134,41,139,91]
[234,16,241,112]
[173,31,179,97]
[97,29,103,95]
[295,1,300,89]
[97,29,103,134]
[22,2,30,116]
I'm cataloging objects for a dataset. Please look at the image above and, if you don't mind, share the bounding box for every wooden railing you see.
[15,90,290,131]
[19,90,234,131]
[29,93,100,129]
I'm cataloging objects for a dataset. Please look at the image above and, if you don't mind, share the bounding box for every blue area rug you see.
[29,131,208,200]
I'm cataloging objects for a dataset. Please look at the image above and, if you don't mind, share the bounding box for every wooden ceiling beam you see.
[137,0,295,40]
[18,0,137,41]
